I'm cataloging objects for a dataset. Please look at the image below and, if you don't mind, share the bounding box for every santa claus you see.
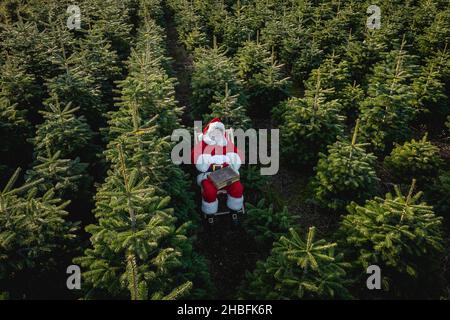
[191,118,244,215]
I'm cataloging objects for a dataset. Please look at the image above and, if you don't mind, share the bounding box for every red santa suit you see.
[191,118,244,215]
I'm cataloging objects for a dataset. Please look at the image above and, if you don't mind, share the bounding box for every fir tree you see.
[384,134,443,185]
[236,40,290,116]
[30,97,94,161]
[191,43,245,118]
[82,0,134,61]
[412,46,449,132]
[44,36,106,129]
[0,56,43,123]
[313,120,379,210]
[0,168,78,293]
[75,145,208,299]
[25,148,90,200]
[339,181,445,298]
[239,227,352,299]
[205,83,250,130]
[303,52,352,103]
[243,199,297,249]
[276,70,345,165]
[0,97,30,179]
[359,37,418,152]
[221,0,255,53]
[167,0,207,51]
[76,8,211,298]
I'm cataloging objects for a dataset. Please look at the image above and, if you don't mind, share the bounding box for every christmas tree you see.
[339,180,445,297]
[191,41,245,118]
[0,168,78,297]
[75,8,211,299]
[235,40,290,116]
[359,37,418,153]
[313,120,379,210]
[205,83,250,130]
[239,227,352,299]
[276,69,345,165]
[384,134,443,186]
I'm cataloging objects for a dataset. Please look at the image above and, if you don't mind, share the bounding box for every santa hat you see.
[199,118,227,146]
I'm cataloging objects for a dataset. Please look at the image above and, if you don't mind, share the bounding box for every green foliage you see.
[235,40,290,115]
[339,181,445,297]
[239,227,352,299]
[25,149,91,200]
[313,120,379,210]
[276,72,345,165]
[0,56,43,122]
[243,199,296,248]
[424,170,450,224]
[204,83,250,129]
[167,0,207,51]
[31,98,94,160]
[359,39,418,152]
[412,47,449,132]
[76,8,211,299]
[0,97,30,176]
[191,44,245,118]
[384,135,443,185]
[0,168,78,282]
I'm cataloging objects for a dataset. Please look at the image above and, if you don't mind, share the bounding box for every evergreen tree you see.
[243,199,297,249]
[339,181,445,298]
[313,120,379,210]
[221,0,255,53]
[191,43,245,118]
[359,38,418,152]
[416,6,450,59]
[205,83,250,130]
[276,70,345,165]
[76,9,211,299]
[304,52,352,103]
[75,145,208,299]
[412,47,449,132]
[82,0,134,61]
[25,149,90,200]
[235,40,290,116]
[44,33,106,129]
[167,0,207,51]
[30,97,94,161]
[0,56,43,123]
[0,168,78,295]
[0,97,30,180]
[239,227,352,299]
[384,134,443,185]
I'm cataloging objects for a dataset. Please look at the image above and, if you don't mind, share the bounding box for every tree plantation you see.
[0,0,449,301]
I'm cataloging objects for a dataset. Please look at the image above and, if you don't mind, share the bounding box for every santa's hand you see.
[226,152,242,171]
[195,154,212,172]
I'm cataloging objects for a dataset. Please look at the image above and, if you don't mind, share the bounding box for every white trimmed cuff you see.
[227,195,244,211]
[202,199,218,215]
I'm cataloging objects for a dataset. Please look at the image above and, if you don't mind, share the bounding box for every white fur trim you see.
[226,152,241,171]
[197,172,209,186]
[207,121,225,133]
[195,154,211,172]
[202,199,218,215]
[203,122,227,146]
[227,195,244,211]
[210,154,230,164]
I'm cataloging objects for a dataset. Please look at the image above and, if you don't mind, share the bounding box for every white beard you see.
[203,133,227,146]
